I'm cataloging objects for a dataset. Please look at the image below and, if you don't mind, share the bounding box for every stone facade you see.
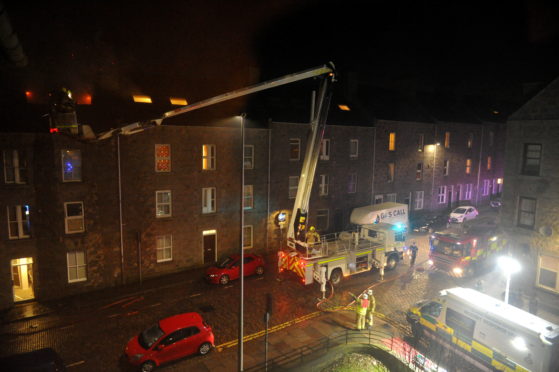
[502,77,559,295]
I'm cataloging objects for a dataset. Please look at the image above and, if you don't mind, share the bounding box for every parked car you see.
[206,253,265,285]
[125,312,214,372]
[0,348,66,371]
[448,206,479,223]
[410,214,448,233]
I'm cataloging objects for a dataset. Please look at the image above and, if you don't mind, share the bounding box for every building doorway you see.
[203,230,217,264]
[11,257,35,302]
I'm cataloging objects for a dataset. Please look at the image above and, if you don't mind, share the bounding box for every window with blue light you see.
[62,149,82,182]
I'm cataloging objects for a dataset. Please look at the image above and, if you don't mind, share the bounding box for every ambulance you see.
[406,287,559,372]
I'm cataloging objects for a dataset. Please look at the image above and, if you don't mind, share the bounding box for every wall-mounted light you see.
[338,104,350,111]
[133,95,152,103]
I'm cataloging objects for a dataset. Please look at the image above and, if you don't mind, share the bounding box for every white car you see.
[449,206,479,223]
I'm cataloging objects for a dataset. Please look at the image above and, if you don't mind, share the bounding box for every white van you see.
[407,287,559,372]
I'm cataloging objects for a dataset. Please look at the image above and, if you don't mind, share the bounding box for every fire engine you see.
[427,227,505,277]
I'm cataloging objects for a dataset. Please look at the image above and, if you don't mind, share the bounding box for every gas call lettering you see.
[377,209,406,220]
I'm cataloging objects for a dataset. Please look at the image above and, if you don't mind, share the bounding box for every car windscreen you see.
[217,257,233,268]
[453,208,467,214]
[431,239,464,257]
[139,324,165,349]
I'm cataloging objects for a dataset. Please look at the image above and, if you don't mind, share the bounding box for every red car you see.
[206,253,265,285]
[125,312,214,372]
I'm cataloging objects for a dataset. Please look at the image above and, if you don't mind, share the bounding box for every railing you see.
[243,327,439,372]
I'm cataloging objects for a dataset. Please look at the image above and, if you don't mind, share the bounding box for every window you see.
[386,193,396,202]
[388,163,395,182]
[482,180,490,196]
[156,190,172,217]
[416,163,423,180]
[443,160,449,176]
[320,139,330,160]
[7,205,30,239]
[62,149,82,181]
[446,307,475,340]
[156,235,172,262]
[374,195,384,204]
[244,185,253,209]
[388,132,396,151]
[348,173,357,193]
[202,144,216,170]
[417,134,424,152]
[465,158,472,174]
[492,179,498,195]
[65,202,84,234]
[349,139,358,158]
[489,131,494,146]
[467,133,473,148]
[465,184,473,200]
[155,144,171,172]
[316,209,329,231]
[518,197,536,229]
[244,145,254,169]
[414,191,424,210]
[202,187,216,214]
[289,138,300,161]
[521,143,542,176]
[3,150,27,184]
[67,251,86,283]
[319,174,329,196]
[444,132,450,148]
[538,255,559,291]
[243,225,253,248]
[487,156,492,170]
[437,186,447,204]
[289,176,299,199]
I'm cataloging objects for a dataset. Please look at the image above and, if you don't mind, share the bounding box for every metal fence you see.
[244,328,440,372]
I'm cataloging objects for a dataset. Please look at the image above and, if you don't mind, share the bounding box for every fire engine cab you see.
[428,229,505,277]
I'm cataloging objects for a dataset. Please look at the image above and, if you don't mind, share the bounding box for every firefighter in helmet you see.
[356,293,369,330]
[306,226,321,256]
[366,289,376,328]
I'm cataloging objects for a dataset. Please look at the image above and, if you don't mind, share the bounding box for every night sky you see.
[1,0,559,130]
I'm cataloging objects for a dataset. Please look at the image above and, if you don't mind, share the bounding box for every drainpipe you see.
[475,126,484,206]
[370,126,377,205]
[117,135,125,284]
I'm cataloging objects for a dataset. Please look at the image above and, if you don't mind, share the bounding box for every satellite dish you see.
[539,226,553,237]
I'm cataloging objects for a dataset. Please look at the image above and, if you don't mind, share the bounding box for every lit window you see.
[7,205,30,239]
[244,145,254,169]
[538,254,559,291]
[289,139,300,161]
[202,187,216,214]
[416,163,423,180]
[289,176,299,199]
[465,158,472,174]
[388,163,395,182]
[202,144,216,170]
[320,139,330,160]
[348,173,357,193]
[244,185,253,210]
[3,149,27,184]
[62,149,82,182]
[316,209,329,231]
[170,97,187,106]
[65,202,85,234]
[444,132,451,148]
[389,132,396,151]
[67,251,87,283]
[467,133,473,148]
[155,144,171,172]
[243,226,253,249]
[319,174,329,196]
[156,190,172,217]
[156,235,173,262]
[487,156,492,170]
[350,139,358,158]
[437,186,447,204]
[133,95,152,103]
[518,197,536,229]
[415,191,424,210]
[521,143,541,176]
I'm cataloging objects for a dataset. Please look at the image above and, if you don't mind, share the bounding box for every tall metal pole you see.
[504,273,511,304]
[117,135,125,284]
[238,114,245,371]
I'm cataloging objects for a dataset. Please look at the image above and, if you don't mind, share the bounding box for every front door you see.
[11,257,35,302]
[203,230,216,264]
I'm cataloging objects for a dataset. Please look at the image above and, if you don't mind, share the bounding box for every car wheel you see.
[385,255,398,270]
[329,268,342,285]
[255,266,264,275]
[140,361,156,372]
[219,275,230,285]
[199,342,212,355]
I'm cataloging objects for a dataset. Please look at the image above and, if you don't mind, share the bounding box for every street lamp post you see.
[498,256,521,304]
[238,114,245,372]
